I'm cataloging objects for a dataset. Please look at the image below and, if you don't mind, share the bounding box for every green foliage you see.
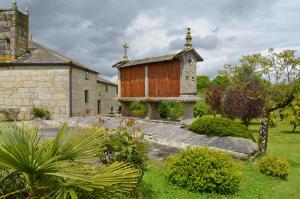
[268,112,278,127]
[100,119,149,174]
[259,155,290,179]
[0,108,20,121]
[129,102,148,118]
[284,99,300,132]
[193,101,212,118]
[188,116,254,140]
[158,101,183,121]
[0,124,139,198]
[211,75,230,90]
[167,147,242,194]
[197,75,211,94]
[31,107,51,120]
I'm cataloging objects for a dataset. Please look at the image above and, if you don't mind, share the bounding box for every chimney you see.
[184,27,192,49]
[0,0,29,61]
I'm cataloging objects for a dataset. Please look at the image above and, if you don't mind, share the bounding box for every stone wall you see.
[71,68,99,117]
[0,65,70,120]
[179,51,197,96]
[0,9,29,59]
[97,82,119,114]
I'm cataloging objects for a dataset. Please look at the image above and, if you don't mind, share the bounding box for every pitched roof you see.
[1,40,99,74]
[112,48,203,68]
[97,77,118,86]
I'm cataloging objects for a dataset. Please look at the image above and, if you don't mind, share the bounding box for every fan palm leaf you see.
[0,123,139,198]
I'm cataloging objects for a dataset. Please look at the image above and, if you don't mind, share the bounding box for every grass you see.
[141,119,300,199]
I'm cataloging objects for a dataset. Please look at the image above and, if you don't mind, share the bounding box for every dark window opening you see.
[116,87,118,94]
[97,100,101,114]
[85,90,89,104]
[106,85,108,92]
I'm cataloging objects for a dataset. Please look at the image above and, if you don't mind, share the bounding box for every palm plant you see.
[0,124,139,198]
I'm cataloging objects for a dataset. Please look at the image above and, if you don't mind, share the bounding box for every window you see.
[84,90,89,104]
[97,100,101,114]
[85,71,89,80]
[116,87,118,94]
[106,85,108,92]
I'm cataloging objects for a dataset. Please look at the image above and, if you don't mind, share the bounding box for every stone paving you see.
[18,116,258,159]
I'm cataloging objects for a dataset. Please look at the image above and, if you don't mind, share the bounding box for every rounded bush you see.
[193,101,212,118]
[188,116,254,140]
[259,155,290,179]
[167,147,242,194]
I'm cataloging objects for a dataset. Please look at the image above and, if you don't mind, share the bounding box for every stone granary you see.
[113,28,203,120]
[0,2,119,120]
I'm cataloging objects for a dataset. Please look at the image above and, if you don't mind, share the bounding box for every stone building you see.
[113,28,203,120]
[0,2,118,120]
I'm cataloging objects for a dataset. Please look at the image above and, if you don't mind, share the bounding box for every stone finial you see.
[122,43,129,61]
[25,5,29,15]
[12,0,17,9]
[185,27,192,49]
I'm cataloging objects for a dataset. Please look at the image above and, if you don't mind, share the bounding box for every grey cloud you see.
[168,35,220,50]
[1,0,299,79]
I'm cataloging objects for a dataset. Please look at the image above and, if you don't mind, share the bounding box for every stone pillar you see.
[146,102,161,120]
[120,101,131,116]
[181,102,196,120]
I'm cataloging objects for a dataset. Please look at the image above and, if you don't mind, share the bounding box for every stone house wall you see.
[71,67,99,117]
[0,65,70,120]
[97,82,119,114]
[179,51,197,96]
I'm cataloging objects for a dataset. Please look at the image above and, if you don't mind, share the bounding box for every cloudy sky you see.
[2,0,300,82]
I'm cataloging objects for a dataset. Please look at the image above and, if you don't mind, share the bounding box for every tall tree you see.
[196,75,211,95]
[223,49,300,154]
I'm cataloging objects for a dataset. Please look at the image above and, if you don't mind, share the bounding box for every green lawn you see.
[141,120,300,199]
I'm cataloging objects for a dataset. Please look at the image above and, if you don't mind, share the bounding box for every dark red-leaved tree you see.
[205,86,223,115]
[223,88,263,126]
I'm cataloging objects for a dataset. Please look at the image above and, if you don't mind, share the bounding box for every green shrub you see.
[158,101,183,121]
[100,119,149,174]
[167,147,242,194]
[129,102,147,117]
[131,110,146,118]
[258,155,290,179]
[188,116,254,140]
[0,108,20,121]
[193,101,212,118]
[31,107,51,120]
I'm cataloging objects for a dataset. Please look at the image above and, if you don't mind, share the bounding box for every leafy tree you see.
[223,48,300,154]
[196,75,211,95]
[284,98,300,132]
[223,88,263,126]
[211,75,230,90]
[0,124,139,198]
[205,86,223,115]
